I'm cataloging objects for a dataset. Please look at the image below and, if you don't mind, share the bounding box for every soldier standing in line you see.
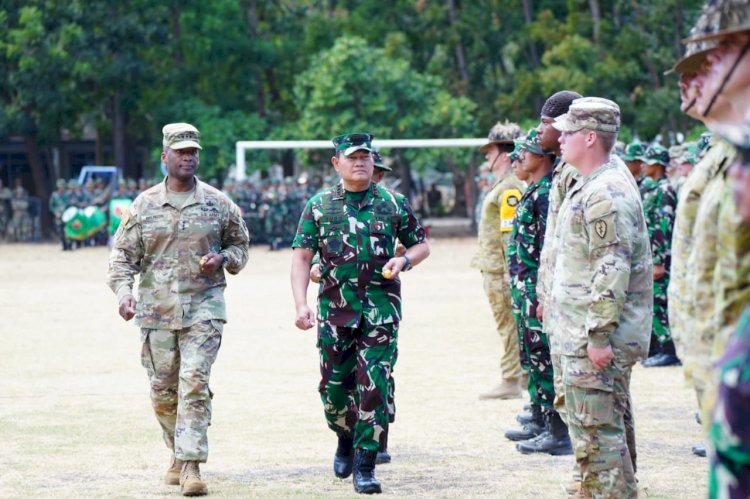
[504,129,573,455]
[49,179,71,251]
[640,145,680,367]
[0,179,11,241]
[8,185,32,242]
[550,97,652,498]
[622,142,647,188]
[290,133,429,495]
[470,121,526,401]
[107,123,250,497]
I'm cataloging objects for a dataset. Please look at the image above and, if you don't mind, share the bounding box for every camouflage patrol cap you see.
[644,144,670,167]
[162,123,202,150]
[685,0,750,43]
[372,151,392,172]
[552,97,621,133]
[509,137,525,162]
[623,142,648,162]
[67,179,78,188]
[332,132,373,157]
[521,128,553,156]
[56,179,66,188]
[479,121,523,152]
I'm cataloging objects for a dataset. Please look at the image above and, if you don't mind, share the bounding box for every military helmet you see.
[644,145,670,167]
[685,0,750,43]
[479,121,523,152]
[623,142,647,162]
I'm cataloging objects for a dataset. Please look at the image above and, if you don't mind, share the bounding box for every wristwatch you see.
[402,255,412,271]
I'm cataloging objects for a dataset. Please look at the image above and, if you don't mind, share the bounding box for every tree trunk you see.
[447,0,469,91]
[589,0,601,42]
[23,132,52,237]
[673,0,684,60]
[113,92,127,172]
[242,0,267,116]
[397,151,413,201]
[522,0,540,68]
[171,2,184,66]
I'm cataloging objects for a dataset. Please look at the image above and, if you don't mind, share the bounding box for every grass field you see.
[0,239,707,498]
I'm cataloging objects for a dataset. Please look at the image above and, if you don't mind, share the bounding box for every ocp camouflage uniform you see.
[292,182,425,451]
[508,173,552,408]
[668,141,721,379]
[8,189,33,242]
[549,156,652,498]
[106,178,250,462]
[470,168,525,383]
[641,175,677,347]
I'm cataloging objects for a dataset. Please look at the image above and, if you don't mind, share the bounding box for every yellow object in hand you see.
[200,256,208,267]
[383,269,393,279]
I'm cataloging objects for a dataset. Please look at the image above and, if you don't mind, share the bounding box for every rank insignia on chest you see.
[595,219,608,239]
[374,201,393,216]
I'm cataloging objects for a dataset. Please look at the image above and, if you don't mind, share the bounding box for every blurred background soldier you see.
[49,179,71,251]
[471,121,526,401]
[0,179,11,241]
[623,141,647,187]
[7,185,32,242]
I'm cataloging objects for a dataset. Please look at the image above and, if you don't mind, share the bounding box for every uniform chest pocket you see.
[320,222,348,257]
[370,218,397,258]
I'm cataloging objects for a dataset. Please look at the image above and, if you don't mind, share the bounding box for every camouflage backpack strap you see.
[500,189,523,232]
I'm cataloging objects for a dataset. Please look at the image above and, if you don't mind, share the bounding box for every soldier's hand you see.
[295,305,315,330]
[587,344,614,370]
[382,256,407,279]
[653,264,666,280]
[200,252,224,274]
[536,304,544,322]
[310,263,322,284]
[118,295,137,321]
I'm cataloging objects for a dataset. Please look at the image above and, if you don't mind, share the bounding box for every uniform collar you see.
[567,156,617,198]
[332,181,380,201]
[158,176,206,208]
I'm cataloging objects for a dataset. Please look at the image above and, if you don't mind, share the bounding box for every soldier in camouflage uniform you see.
[550,98,652,498]
[291,133,429,495]
[622,142,647,188]
[7,185,32,242]
[107,123,250,497]
[470,121,526,400]
[49,179,71,250]
[0,179,11,240]
[640,145,680,367]
[505,129,573,456]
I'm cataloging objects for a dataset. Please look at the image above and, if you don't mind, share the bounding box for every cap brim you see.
[343,145,372,156]
[666,46,716,75]
[551,116,584,133]
[684,25,750,44]
[478,140,513,152]
[170,140,202,150]
[374,164,392,172]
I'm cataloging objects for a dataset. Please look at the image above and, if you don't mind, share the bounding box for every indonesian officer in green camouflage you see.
[550,98,652,499]
[471,121,526,400]
[640,145,680,367]
[107,122,250,497]
[291,132,429,495]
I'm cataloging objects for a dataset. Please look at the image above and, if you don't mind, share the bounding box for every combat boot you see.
[692,444,707,457]
[165,455,184,485]
[505,404,545,441]
[375,449,391,465]
[353,449,382,494]
[334,435,354,478]
[516,403,539,425]
[479,378,522,400]
[179,461,208,497]
[516,411,573,455]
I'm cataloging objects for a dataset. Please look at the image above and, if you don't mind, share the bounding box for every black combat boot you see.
[333,435,354,479]
[505,404,545,441]
[647,340,681,367]
[375,426,391,464]
[516,403,539,425]
[353,449,382,494]
[516,410,573,455]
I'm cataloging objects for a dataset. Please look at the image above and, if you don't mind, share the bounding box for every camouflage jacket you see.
[106,178,250,330]
[537,160,578,308]
[292,182,426,328]
[507,173,551,309]
[49,191,68,219]
[709,305,750,498]
[641,176,677,269]
[470,168,525,274]
[548,156,653,362]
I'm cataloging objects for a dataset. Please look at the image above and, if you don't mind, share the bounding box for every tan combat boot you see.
[180,461,208,496]
[165,455,184,485]
[479,378,522,400]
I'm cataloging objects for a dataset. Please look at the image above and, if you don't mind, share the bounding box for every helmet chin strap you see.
[683,97,697,113]
[702,38,750,117]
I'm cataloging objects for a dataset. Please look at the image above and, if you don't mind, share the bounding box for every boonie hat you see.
[479,121,523,152]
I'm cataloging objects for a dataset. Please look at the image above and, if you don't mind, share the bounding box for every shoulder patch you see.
[500,188,523,232]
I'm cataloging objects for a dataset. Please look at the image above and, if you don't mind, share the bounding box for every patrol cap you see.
[509,137,525,162]
[552,97,621,133]
[684,0,750,43]
[67,180,78,188]
[479,121,523,152]
[623,142,647,162]
[521,128,553,156]
[162,123,202,150]
[372,151,392,172]
[644,145,670,167]
[56,179,66,188]
[332,132,373,157]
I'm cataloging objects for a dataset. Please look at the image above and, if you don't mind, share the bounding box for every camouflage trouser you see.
[509,277,530,372]
[563,356,637,499]
[140,320,223,462]
[318,320,397,452]
[482,272,522,381]
[514,285,553,409]
[379,344,398,451]
[652,276,672,344]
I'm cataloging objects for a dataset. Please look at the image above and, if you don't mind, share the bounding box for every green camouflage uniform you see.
[470,168,525,382]
[49,183,70,250]
[8,188,32,242]
[508,172,552,408]
[0,185,11,238]
[106,178,250,462]
[641,173,677,347]
[292,182,425,451]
